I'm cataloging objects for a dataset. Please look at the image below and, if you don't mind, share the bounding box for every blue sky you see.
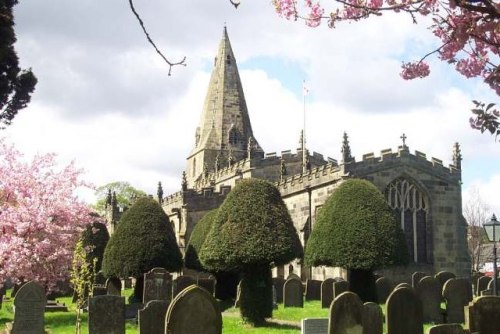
[3,1,499,216]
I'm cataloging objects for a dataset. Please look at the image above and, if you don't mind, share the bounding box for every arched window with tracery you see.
[385,177,429,263]
[228,126,239,146]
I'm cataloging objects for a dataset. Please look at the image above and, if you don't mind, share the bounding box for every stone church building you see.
[109,27,470,282]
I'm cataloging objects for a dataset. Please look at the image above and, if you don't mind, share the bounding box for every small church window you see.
[228,127,239,145]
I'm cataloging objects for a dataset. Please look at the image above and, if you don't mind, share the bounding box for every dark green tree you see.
[185,209,218,271]
[305,178,409,302]
[200,179,302,326]
[101,197,182,301]
[80,219,109,273]
[93,181,146,215]
[0,0,37,128]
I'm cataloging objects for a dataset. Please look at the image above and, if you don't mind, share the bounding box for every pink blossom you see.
[400,61,431,79]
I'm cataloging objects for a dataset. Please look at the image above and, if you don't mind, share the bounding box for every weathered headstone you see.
[362,302,383,334]
[476,276,492,296]
[11,281,46,334]
[328,291,363,334]
[375,277,392,304]
[88,295,125,334]
[472,272,484,296]
[287,273,301,281]
[435,271,456,295]
[443,278,472,323]
[165,285,222,334]
[321,278,335,309]
[197,277,216,296]
[301,318,328,334]
[305,279,322,301]
[172,276,196,297]
[284,277,304,308]
[386,287,423,334]
[143,267,172,304]
[138,300,169,334]
[394,282,412,290]
[332,281,349,300]
[106,276,122,296]
[416,276,442,323]
[481,289,493,296]
[273,277,285,303]
[465,296,500,334]
[427,324,465,334]
[92,285,107,297]
[411,271,427,288]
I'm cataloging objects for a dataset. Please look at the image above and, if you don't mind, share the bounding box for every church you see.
[110,27,470,282]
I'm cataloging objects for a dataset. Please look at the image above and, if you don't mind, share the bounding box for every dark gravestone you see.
[138,300,169,334]
[165,285,222,334]
[332,281,349,300]
[465,296,500,334]
[143,267,172,304]
[11,281,46,334]
[412,271,427,288]
[92,285,107,297]
[443,278,472,324]
[416,276,442,323]
[328,291,363,334]
[273,277,285,303]
[362,302,383,334]
[386,287,423,334]
[435,271,456,295]
[427,324,465,334]
[172,276,196,297]
[471,272,483,297]
[287,273,301,281]
[477,276,492,296]
[305,279,322,301]
[301,318,328,334]
[321,278,335,309]
[375,277,392,304]
[395,282,412,290]
[284,277,303,308]
[197,278,216,296]
[106,277,122,296]
[88,295,125,334]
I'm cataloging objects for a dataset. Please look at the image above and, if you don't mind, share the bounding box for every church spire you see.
[186,27,263,187]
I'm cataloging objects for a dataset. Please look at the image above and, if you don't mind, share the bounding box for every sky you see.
[4,1,500,216]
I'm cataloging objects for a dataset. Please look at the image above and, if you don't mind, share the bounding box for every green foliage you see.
[93,181,146,215]
[200,178,303,272]
[305,178,409,270]
[0,0,37,128]
[101,197,182,278]
[239,265,273,326]
[80,220,109,273]
[184,209,218,271]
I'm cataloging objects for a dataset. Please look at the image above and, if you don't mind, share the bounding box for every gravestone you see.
[287,273,301,281]
[416,276,442,323]
[332,281,349,300]
[481,289,493,296]
[92,285,107,297]
[427,324,464,334]
[172,276,196,297]
[321,278,334,309]
[143,267,172,304]
[301,318,328,334]
[435,271,456,295]
[375,277,392,304]
[477,276,492,296]
[486,277,500,291]
[88,295,125,334]
[386,287,423,334]
[443,278,472,323]
[11,281,46,334]
[273,277,285,303]
[138,300,169,334]
[394,282,412,290]
[106,277,122,296]
[465,295,500,334]
[165,285,222,334]
[328,291,363,334]
[471,272,484,296]
[411,271,427,288]
[284,277,303,308]
[362,302,383,334]
[197,277,216,296]
[305,279,322,301]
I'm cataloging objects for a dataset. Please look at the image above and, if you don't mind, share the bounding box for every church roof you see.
[190,27,262,156]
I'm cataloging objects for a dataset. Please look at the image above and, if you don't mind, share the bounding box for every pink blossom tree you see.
[271,0,499,95]
[0,139,94,289]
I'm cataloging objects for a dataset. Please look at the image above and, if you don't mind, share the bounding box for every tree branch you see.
[128,0,186,76]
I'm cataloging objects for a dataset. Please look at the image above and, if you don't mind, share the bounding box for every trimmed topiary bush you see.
[80,220,109,273]
[102,196,182,280]
[305,178,409,302]
[185,209,218,271]
[200,178,302,325]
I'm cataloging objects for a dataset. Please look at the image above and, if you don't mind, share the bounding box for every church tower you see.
[186,27,263,187]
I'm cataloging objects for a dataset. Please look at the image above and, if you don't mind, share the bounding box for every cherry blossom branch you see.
[128,0,186,76]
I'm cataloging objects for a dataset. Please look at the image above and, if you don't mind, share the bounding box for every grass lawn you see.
[0,289,456,333]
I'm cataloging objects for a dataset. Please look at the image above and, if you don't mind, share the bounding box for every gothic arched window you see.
[385,177,429,264]
[228,127,239,145]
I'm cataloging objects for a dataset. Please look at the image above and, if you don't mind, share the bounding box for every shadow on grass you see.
[262,320,300,330]
[218,299,236,312]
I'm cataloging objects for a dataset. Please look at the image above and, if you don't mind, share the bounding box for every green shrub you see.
[184,209,218,271]
[101,197,182,279]
[80,220,109,273]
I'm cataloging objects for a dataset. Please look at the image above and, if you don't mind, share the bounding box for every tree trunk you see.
[239,264,273,326]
